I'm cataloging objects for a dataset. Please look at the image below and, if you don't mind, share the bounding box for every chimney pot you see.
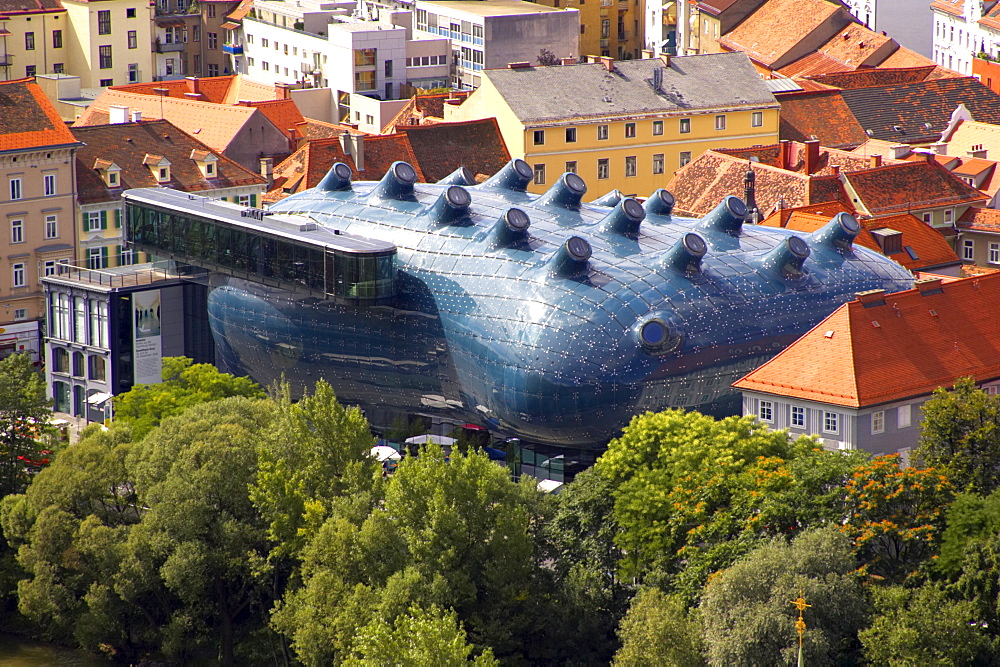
[804,139,820,174]
[186,76,199,95]
[831,164,840,175]
[869,154,883,168]
[659,53,671,67]
[856,289,886,305]
[916,277,944,293]
[131,109,142,123]
[600,56,615,71]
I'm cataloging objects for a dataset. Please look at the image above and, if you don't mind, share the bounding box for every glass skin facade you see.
[178,160,914,448]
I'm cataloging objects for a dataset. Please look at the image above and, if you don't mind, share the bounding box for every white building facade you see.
[931,0,1000,75]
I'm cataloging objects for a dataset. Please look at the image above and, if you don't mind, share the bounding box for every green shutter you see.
[220,196,227,202]
[101,246,108,268]
[114,245,122,265]
[114,209,121,228]
[251,194,258,207]
[100,210,108,230]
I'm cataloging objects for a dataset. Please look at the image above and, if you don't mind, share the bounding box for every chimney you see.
[868,154,883,168]
[925,151,936,164]
[186,76,200,95]
[600,56,615,71]
[929,142,948,154]
[131,109,142,123]
[560,57,576,66]
[339,132,364,172]
[969,148,989,159]
[831,164,840,175]
[260,157,273,189]
[889,144,911,160]
[275,82,292,100]
[778,140,792,170]
[507,61,531,69]
[916,277,944,294]
[856,289,886,306]
[659,53,671,67]
[804,139,820,174]
[108,105,129,124]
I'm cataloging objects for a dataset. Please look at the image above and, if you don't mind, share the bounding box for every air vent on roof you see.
[866,129,875,137]
[603,96,612,103]
[892,125,903,132]
[929,309,938,317]
[824,330,834,338]
[924,123,933,130]
[872,321,880,328]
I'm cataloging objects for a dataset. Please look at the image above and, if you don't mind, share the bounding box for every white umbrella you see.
[371,445,402,462]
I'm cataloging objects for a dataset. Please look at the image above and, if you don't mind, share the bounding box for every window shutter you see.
[115,245,122,264]
[101,246,108,268]
[251,194,258,207]
[100,210,108,230]
[114,209,121,228]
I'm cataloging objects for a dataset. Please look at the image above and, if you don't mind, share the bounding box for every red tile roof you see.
[842,159,988,215]
[718,140,883,174]
[980,4,1000,30]
[807,65,938,89]
[236,99,304,140]
[776,90,869,148]
[734,271,1000,407]
[0,78,80,152]
[71,119,264,205]
[382,91,472,134]
[108,75,282,105]
[778,52,853,78]
[930,0,964,17]
[958,206,1000,232]
[395,118,510,182]
[719,0,849,69]
[877,46,939,69]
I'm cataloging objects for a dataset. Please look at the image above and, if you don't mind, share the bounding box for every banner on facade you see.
[132,289,162,385]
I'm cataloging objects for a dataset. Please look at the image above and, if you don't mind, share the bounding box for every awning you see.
[155,16,187,25]
[86,392,112,405]
[220,21,240,30]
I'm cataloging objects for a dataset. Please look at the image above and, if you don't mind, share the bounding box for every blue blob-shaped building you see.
[123,159,913,450]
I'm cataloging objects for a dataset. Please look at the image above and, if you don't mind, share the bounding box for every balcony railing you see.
[222,43,244,55]
[155,40,185,53]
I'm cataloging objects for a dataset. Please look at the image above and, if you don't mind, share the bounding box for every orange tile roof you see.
[878,46,938,69]
[108,75,281,105]
[396,118,510,182]
[0,78,80,152]
[952,156,996,176]
[776,90,869,148]
[945,119,1000,161]
[930,0,964,16]
[808,65,938,89]
[719,0,847,69]
[236,99,304,140]
[778,52,853,78]
[734,271,1000,407]
[842,159,988,215]
[958,206,1000,232]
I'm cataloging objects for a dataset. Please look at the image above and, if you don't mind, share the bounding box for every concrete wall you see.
[483,12,579,70]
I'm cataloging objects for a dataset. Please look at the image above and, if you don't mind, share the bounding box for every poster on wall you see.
[133,289,163,385]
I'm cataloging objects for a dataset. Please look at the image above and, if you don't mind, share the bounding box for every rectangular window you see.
[533,129,545,145]
[11,219,22,244]
[944,208,954,224]
[208,32,218,50]
[565,161,577,174]
[52,29,62,48]
[624,122,636,138]
[652,120,663,136]
[25,32,34,50]
[625,155,636,177]
[652,154,664,174]
[791,406,805,427]
[871,410,884,434]
[194,25,201,42]
[679,151,692,167]
[597,125,609,141]
[823,411,839,434]
[87,247,107,270]
[53,63,64,74]
[98,10,111,35]
[128,30,137,49]
[13,308,26,321]
[45,215,57,239]
[43,173,56,196]
[127,7,136,17]
[533,164,545,185]
[207,4,215,17]
[9,178,21,201]
[963,239,975,261]
[565,127,577,143]
[758,400,773,422]
[88,355,106,381]
[990,243,1000,264]
[354,70,375,90]
[679,118,691,133]
[99,45,112,69]
[597,158,609,179]
[12,263,25,288]
[898,405,911,429]
[43,260,56,276]
[922,212,932,224]
[715,114,727,130]
[751,111,763,127]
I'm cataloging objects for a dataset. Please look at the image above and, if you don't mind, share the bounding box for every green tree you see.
[613,588,704,667]
[113,357,264,440]
[345,605,498,666]
[0,353,51,497]
[594,410,863,597]
[860,584,992,665]
[841,455,954,583]
[918,377,1000,494]
[699,526,868,666]
[937,491,1000,577]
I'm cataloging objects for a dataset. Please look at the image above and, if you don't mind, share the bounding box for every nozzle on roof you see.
[480,158,533,192]
[663,232,707,274]
[491,207,531,247]
[429,186,472,225]
[317,162,353,191]
[536,172,587,211]
[591,189,624,208]
[547,235,592,277]
[760,235,811,278]
[601,198,646,237]
[811,212,861,252]
[437,166,476,186]
[644,188,675,217]
[370,161,418,202]
[699,196,746,235]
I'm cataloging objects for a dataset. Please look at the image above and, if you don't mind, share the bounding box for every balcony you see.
[155,40,185,53]
[222,43,244,55]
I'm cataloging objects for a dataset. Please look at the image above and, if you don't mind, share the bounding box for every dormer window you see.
[143,153,171,183]
[93,158,122,188]
[189,149,218,179]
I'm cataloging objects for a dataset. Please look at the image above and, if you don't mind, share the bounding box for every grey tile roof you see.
[484,52,778,124]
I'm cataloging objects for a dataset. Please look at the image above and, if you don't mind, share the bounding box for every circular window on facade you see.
[636,316,683,355]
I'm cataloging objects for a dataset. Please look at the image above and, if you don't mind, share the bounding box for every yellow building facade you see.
[533,0,643,60]
[0,5,70,81]
[61,0,153,88]
[450,52,779,199]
